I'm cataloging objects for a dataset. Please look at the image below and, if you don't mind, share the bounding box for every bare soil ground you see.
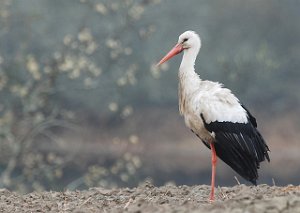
[1,183,299,213]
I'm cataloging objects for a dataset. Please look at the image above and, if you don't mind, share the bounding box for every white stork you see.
[157,31,270,201]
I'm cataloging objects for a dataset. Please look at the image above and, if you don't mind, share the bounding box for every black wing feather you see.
[241,104,257,127]
[200,112,270,185]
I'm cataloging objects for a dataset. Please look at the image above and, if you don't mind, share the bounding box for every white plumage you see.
[177,31,249,142]
[157,30,270,201]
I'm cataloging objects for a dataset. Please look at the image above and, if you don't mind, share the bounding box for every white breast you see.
[179,80,248,140]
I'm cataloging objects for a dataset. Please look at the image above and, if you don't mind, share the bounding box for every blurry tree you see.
[0,0,160,192]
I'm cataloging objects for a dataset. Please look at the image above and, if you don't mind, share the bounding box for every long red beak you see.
[157,43,184,66]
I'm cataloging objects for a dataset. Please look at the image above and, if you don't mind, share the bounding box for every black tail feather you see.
[213,133,259,184]
[200,113,270,184]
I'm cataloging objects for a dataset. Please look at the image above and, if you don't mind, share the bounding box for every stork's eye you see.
[183,38,188,43]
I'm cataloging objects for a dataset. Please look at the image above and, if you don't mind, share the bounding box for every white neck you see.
[179,46,201,85]
[178,46,202,115]
[180,47,199,71]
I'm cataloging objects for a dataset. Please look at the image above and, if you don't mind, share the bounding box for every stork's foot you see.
[208,190,215,202]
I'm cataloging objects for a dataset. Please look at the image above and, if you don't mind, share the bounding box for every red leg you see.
[210,142,217,201]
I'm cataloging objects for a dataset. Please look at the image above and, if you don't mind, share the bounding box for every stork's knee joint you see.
[212,157,217,164]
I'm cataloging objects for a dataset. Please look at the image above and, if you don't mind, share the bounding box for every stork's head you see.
[157,30,201,66]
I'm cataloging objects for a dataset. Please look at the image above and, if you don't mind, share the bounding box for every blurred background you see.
[0,0,299,193]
